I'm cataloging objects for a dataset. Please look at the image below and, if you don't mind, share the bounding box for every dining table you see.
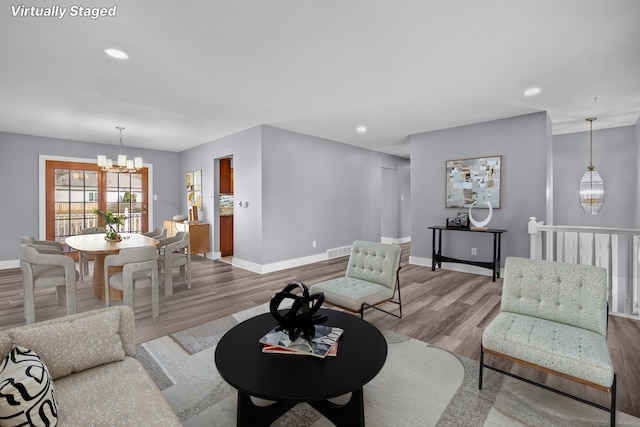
[65,232,159,301]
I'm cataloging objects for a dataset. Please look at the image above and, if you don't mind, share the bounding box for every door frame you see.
[38,155,155,240]
[381,167,399,242]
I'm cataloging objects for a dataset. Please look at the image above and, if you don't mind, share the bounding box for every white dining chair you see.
[156,232,191,296]
[20,243,79,324]
[104,246,160,320]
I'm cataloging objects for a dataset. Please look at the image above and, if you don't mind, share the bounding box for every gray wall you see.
[260,126,411,264]
[2,125,411,270]
[553,125,638,228]
[635,116,640,228]
[0,131,180,263]
[398,159,412,238]
[409,112,551,263]
[179,126,263,264]
[2,112,637,270]
[179,125,411,267]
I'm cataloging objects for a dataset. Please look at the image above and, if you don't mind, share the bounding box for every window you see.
[45,160,148,251]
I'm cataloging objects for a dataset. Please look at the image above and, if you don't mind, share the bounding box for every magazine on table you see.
[259,325,344,358]
[262,342,339,357]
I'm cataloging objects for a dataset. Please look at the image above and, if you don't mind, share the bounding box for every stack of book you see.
[259,325,343,358]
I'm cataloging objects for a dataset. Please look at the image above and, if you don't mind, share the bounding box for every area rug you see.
[137,304,640,426]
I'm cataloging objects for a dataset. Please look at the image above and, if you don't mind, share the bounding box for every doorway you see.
[219,157,234,260]
[381,167,399,243]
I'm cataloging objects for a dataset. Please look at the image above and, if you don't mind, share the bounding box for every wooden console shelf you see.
[163,220,211,255]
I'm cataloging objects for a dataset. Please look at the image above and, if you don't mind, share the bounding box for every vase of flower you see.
[94,209,126,242]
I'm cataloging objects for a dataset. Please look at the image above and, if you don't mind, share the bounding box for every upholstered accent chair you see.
[309,240,402,319]
[143,227,167,239]
[78,227,106,280]
[104,246,160,320]
[19,243,79,324]
[479,257,616,425]
[157,232,191,296]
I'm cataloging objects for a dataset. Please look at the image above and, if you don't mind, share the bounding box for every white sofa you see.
[0,306,181,426]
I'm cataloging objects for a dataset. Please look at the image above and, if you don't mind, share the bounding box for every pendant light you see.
[97,126,142,173]
[579,117,604,214]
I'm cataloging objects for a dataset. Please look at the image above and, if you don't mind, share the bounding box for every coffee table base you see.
[237,388,364,427]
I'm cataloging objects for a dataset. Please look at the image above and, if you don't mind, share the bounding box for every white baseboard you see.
[232,252,330,275]
[381,236,411,245]
[0,259,20,270]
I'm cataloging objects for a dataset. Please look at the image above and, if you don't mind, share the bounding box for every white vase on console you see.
[468,201,492,230]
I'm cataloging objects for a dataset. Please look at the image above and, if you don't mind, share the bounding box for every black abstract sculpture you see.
[269,281,327,341]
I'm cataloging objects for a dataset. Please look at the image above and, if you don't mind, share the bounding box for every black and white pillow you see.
[0,346,58,427]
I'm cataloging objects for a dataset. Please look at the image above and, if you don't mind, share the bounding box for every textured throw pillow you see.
[0,346,58,427]
[8,308,125,379]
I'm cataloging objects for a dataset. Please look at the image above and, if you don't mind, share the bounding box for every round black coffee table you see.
[215,309,387,427]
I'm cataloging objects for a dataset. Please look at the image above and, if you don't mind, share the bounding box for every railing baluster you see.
[528,218,640,317]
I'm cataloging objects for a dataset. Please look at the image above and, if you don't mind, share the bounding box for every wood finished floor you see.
[1,243,638,418]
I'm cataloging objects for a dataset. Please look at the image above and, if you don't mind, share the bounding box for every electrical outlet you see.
[471,247,477,256]
[312,240,317,248]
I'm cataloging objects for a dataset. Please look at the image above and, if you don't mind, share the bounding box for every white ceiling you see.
[2,1,639,158]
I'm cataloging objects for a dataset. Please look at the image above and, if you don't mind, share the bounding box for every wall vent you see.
[327,245,351,259]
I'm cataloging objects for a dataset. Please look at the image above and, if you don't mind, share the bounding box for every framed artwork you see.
[445,155,501,208]
[187,170,202,211]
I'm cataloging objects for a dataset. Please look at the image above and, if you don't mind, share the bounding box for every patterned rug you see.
[137,304,639,426]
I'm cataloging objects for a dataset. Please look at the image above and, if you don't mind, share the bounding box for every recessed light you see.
[104,48,129,60]
[356,126,367,133]
[523,87,541,97]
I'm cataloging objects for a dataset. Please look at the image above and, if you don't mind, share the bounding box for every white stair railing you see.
[528,217,640,317]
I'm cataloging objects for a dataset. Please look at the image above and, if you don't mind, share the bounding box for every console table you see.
[163,220,210,255]
[428,226,507,281]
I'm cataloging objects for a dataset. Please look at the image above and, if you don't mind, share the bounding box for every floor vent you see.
[327,246,351,259]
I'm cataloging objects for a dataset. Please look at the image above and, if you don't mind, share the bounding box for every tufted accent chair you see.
[309,240,402,319]
[479,257,616,425]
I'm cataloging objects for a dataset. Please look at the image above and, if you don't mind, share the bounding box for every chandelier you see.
[579,117,604,214]
[97,126,142,173]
